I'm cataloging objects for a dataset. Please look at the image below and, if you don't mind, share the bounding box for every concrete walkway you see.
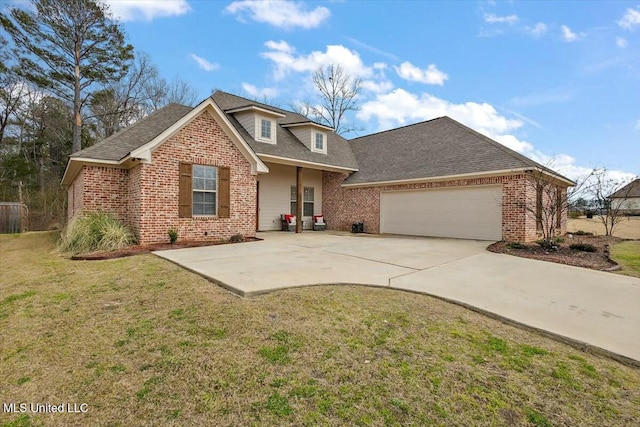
[155,232,640,364]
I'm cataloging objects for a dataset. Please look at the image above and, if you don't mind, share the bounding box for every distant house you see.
[62,91,573,244]
[609,179,640,215]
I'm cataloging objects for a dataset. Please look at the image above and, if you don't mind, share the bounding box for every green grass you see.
[611,241,640,277]
[1,231,640,426]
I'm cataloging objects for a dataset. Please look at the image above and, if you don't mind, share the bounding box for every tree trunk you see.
[72,43,82,153]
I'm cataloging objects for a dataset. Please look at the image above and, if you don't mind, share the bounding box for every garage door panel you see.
[380,186,502,241]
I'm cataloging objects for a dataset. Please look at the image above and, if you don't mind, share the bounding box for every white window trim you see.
[290,186,315,217]
[256,115,276,144]
[311,130,327,154]
[192,165,218,217]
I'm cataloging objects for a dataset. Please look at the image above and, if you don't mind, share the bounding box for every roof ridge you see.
[349,116,443,142]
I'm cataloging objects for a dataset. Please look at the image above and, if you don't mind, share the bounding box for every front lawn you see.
[1,232,639,426]
[610,241,640,277]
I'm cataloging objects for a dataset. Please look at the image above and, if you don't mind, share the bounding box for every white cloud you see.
[261,41,373,80]
[226,0,330,29]
[394,62,448,86]
[525,22,547,37]
[357,88,526,148]
[361,79,394,93]
[241,83,279,99]
[189,54,219,72]
[618,7,640,30]
[616,36,628,48]
[561,25,581,42]
[484,13,519,25]
[104,0,190,22]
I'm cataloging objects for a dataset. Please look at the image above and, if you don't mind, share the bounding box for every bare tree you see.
[589,168,636,236]
[516,166,591,247]
[300,64,362,135]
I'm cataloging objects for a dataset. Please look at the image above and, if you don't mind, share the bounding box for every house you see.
[62,91,574,244]
[609,179,640,215]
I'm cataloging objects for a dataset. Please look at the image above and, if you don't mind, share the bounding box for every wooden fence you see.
[0,203,28,233]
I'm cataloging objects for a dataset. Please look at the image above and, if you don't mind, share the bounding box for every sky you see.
[9,0,640,181]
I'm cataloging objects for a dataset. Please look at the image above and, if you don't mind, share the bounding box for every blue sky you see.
[47,1,640,179]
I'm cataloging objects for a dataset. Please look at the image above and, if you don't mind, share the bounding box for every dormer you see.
[226,105,286,145]
[282,122,333,155]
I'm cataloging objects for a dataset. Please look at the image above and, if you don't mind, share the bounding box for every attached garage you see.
[380,185,503,241]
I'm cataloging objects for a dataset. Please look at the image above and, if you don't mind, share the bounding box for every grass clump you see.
[569,243,597,253]
[572,230,594,236]
[58,212,137,254]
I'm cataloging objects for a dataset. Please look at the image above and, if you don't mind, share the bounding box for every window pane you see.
[290,202,296,215]
[304,201,314,217]
[193,177,204,190]
[304,187,314,202]
[193,191,216,216]
[261,119,271,139]
[290,186,296,201]
[315,133,324,150]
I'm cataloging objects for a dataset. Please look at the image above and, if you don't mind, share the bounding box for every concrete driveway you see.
[155,232,640,364]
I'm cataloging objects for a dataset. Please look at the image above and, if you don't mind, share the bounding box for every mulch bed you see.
[487,235,622,271]
[71,237,261,261]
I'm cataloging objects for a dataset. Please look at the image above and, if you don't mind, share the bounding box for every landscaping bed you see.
[71,237,261,260]
[488,235,622,271]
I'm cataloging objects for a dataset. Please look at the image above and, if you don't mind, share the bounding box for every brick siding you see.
[67,110,257,244]
[323,172,566,243]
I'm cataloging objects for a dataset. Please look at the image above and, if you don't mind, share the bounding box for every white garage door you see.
[380,186,502,241]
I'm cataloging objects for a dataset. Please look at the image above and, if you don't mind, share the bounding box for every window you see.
[290,186,314,216]
[312,131,326,153]
[193,165,217,216]
[257,116,275,143]
[261,119,271,140]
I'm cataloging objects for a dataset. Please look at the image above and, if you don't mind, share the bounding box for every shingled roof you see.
[610,179,640,198]
[344,116,573,186]
[211,91,358,170]
[71,104,193,161]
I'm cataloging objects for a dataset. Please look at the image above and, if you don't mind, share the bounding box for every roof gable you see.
[610,179,640,198]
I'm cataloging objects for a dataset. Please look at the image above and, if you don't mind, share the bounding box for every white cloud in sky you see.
[261,41,373,80]
[561,25,581,42]
[616,36,628,48]
[525,22,547,38]
[189,54,219,71]
[241,83,279,99]
[394,62,448,86]
[226,0,330,29]
[104,0,190,22]
[484,13,519,25]
[618,7,640,30]
[361,79,394,93]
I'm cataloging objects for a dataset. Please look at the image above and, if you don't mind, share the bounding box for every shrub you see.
[168,229,178,244]
[570,243,597,253]
[573,230,593,236]
[229,233,245,243]
[568,211,582,219]
[58,212,137,255]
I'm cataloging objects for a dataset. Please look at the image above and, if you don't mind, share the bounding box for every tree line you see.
[1,0,198,229]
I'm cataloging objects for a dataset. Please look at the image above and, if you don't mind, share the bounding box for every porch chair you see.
[281,214,297,232]
[313,215,327,231]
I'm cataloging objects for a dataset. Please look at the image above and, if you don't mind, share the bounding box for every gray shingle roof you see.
[211,91,358,170]
[71,104,193,161]
[344,116,572,185]
[610,179,640,198]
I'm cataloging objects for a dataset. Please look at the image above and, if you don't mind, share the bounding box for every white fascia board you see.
[257,153,357,173]
[225,105,286,118]
[129,98,268,175]
[61,158,122,186]
[281,122,334,131]
[341,167,574,188]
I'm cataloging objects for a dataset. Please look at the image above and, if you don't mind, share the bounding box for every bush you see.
[568,211,582,219]
[168,229,178,244]
[58,212,137,255]
[229,233,245,243]
[570,243,597,253]
[573,230,593,236]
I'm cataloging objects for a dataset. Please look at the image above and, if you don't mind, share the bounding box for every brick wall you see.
[69,110,257,245]
[323,172,565,242]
